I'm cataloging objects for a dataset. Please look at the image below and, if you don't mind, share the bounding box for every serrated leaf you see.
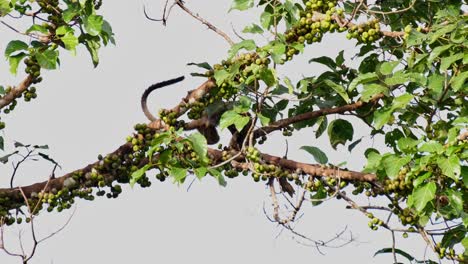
[427,44,453,64]
[450,71,468,91]
[324,80,350,103]
[83,14,103,36]
[300,146,328,164]
[440,53,463,71]
[437,155,461,181]
[229,0,254,11]
[242,24,264,34]
[327,119,353,149]
[214,69,230,85]
[411,182,436,212]
[5,40,28,57]
[60,32,78,53]
[220,110,249,131]
[406,30,426,47]
[228,39,256,59]
[194,167,208,180]
[170,167,188,184]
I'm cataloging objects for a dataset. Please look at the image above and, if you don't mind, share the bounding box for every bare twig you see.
[174,0,234,46]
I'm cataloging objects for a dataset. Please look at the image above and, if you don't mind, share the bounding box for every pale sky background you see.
[0,1,443,263]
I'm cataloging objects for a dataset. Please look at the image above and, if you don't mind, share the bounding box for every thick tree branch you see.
[0,75,34,110]
[254,94,384,138]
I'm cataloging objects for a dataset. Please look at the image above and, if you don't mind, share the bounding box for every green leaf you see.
[411,182,436,212]
[327,119,353,149]
[228,39,256,59]
[315,116,327,138]
[450,71,468,91]
[170,167,188,184]
[259,67,276,86]
[373,108,392,130]
[242,24,264,34]
[208,168,227,187]
[427,44,453,64]
[25,24,49,34]
[130,164,150,187]
[300,146,328,164]
[419,141,443,154]
[35,49,59,69]
[60,32,79,53]
[194,167,207,180]
[258,113,270,126]
[379,61,399,75]
[427,73,445,96]
[374,248,415,261]
[188,132,208,160]
[309,56,336,70]
[284,77,294,94]
[260,10,273,29]
[406,30,426,47]
[440,53,463,71]
[264,41,285,64]
[214,69,230,85]
[232,96,250,114]
[413,172,432,188]
[382,154,411,179]
[348,72,378,92]
[335,50,344,66]
[84,38,100,67]
[310,185,327,206]
[363,151,381,173]
[0,0,11,17]
[229,0,254,11]
[397,137,420,152]
[62,4,81,22]
[187,62,212,70]
[5,40,28,57]
[437,155,461,181]
[323,80,350,103]
[8,52,26,75]
[440,225,466,248]
[361,83,388,102]
[220,110,249,131]
[83,14,103,36]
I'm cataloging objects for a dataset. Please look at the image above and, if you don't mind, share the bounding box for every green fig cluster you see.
[284,0,345,61]
[345,19,382,43]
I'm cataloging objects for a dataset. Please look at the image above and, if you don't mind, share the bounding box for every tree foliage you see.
[0,0,466,263]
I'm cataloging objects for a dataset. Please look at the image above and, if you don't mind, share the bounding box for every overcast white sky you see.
[0,1,444,263]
